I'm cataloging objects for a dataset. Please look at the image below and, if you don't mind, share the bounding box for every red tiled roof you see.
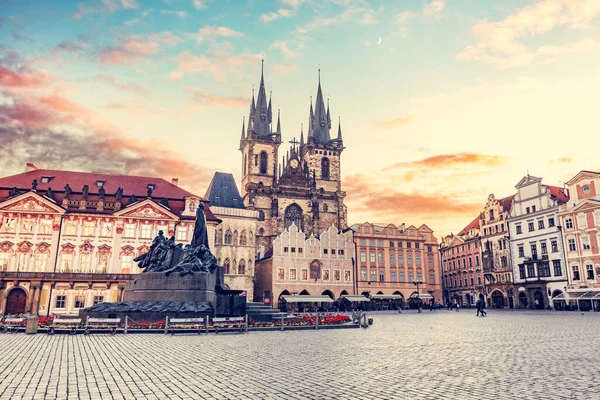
[498,194,516,212]
[457,215,480,236]
[0,168,220,221]
[543,185,569,203]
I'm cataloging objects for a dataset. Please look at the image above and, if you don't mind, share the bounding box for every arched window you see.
[224,258,231,274]
[233,230,238,245]
[258,227,265,235]
[240,230,247,245]
[238,259,246,275]
[232,259,237,275]
[284,204,303,230]
[260,151,268,174]
[321,157,330,179]
[323,203,328,212]
[216,228,222,245]
[248,231,253,245]
[243,155,247,176]
[224,229,232,245]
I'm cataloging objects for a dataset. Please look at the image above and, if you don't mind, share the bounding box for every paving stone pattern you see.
[1,310,599,400]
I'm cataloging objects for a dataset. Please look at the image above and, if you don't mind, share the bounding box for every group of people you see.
[476,299,487,316]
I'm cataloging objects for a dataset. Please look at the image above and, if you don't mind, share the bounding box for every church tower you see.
[301,71,347,229]
[240,61,282,249]
[240,60,282,200]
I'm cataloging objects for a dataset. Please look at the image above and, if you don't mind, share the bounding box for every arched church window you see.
[216,228,222,245]
[240,230,247,245]
[260,151,268,174]
[238,259,246,275]
[323,203,328,212]
[321,157,330,179]
[232,259,237,275]
[249,231,254,244]
[258,227,265,235]
[284,204,303,230]
[258,210,265,221]
[224,258,231,274]
[224,229,232,245]
[233,230,238,245]
[244,155,247,176]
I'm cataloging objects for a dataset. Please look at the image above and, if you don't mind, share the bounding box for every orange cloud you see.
[0,67,49,87]
[386,153,506,170]
[186,88,248,108]
[344,174,482,220]
[371,115,413,128]
[100,32,181,65]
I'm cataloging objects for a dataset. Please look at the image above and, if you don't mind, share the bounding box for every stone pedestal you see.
[26,317,38,334]
[123,272,217,307]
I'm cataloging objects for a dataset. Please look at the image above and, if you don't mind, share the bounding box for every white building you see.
[507,175,570,309]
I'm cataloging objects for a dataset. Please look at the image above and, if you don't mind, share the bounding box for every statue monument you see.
[81,202,245,321]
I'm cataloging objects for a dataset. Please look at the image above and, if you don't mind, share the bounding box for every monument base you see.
[80,270,246,322]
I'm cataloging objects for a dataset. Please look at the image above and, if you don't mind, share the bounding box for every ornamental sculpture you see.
[133,202,218,277]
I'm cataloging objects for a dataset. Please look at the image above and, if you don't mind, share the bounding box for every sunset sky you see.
[1,0,600,237]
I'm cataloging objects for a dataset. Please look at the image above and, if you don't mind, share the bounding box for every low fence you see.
[1,312,366,335]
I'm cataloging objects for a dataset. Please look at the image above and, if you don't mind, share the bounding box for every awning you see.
[281,295,334,303]
[341,295,371,302]
[370,294,403,300]
[574,291,600,300]
[409,293,433,299]
[551,293,567,300]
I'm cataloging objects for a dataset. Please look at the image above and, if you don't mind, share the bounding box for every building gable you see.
[566,170,600,186]
[114,199,178,220]
[0,192,64,214]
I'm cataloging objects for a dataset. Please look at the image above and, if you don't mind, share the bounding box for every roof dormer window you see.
[96,180,105,187]
[41,176,53,183]
[148,184,155,190]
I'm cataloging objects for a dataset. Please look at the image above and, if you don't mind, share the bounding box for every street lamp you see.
[412,280,423,313]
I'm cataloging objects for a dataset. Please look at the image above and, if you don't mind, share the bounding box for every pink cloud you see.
[100,32,181,64]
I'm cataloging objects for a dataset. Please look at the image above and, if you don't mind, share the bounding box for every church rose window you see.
[284,204,303,230]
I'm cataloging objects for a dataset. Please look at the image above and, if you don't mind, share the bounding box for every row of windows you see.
[0,249,137,273]
[359,270,436,285]
[482,223,505,236]
[571,264,597,281]
[360,252,433,266]
[564,213,600,230]
[1,218,53,234]
[0,252,49,272]
[276,268,351,281]
[446,276,482,288]
[515,217,555,234]
[567,236,593,252]
[441,242,478,257]
[444,256,481,271]
[55,295,103,309]
[220,258,250,275]
[517,240,559,257]
[358,239,432,252]
[518,260,563,279]
[215,229,253,246]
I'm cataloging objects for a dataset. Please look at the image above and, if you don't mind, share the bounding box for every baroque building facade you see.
[440,217,483,306]
[253,224,355,307]
[350,222,441,305]
[507,175,569,309]
[557,170,600,310]
[204,172,259,299]
[0,164,219,316]
[479,194,515,308]
[240,65,347,254]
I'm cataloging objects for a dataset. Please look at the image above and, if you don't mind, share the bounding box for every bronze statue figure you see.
[82,184,89,200]
[64,184,72,199]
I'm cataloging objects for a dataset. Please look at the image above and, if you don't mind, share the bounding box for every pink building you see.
[558,170,600,309]
[440,216,484,306]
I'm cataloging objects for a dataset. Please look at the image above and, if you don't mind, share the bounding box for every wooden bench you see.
[85,317,120,335]
[212,317,245,333]
[1,317,26,333]
[165,317,207,335]
[49,318,82,335]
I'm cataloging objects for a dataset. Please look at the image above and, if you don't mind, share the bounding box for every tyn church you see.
[239,63,348,252]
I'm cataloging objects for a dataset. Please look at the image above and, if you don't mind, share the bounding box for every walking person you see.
[456,302,460,312]
[476,299,481,316]
[480,300,487,317]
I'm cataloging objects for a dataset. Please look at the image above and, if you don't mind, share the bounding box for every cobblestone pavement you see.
[1,310,599,400]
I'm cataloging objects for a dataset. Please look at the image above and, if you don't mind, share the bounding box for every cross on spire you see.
[289,138,300,147]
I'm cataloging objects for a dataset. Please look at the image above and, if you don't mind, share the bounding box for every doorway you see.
[5,288,27,315]
[533,291,544,310]
[491,291,505,308]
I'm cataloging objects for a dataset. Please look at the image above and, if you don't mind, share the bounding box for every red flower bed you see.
[249,313,351,328]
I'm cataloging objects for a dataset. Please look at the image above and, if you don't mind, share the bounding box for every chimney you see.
[171,178,179,186]
[26,163,38,172]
